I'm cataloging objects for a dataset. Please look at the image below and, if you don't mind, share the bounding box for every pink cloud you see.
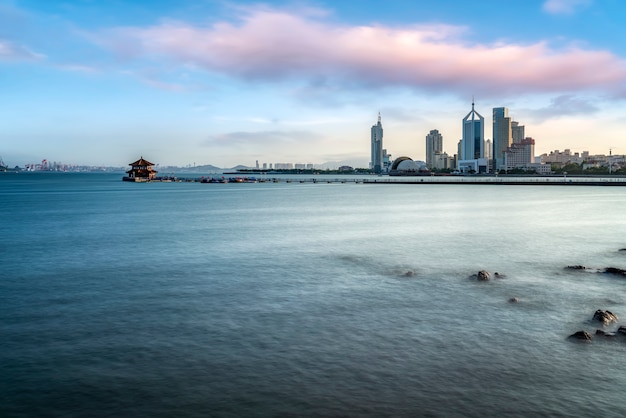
[94,7,626,97]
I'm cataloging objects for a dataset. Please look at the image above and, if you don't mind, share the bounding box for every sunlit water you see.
[2,172,626,417]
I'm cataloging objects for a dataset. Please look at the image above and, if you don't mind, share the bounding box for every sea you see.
[2,172,626,417]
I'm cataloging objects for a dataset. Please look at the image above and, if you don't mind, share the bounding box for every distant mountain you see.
[228,165,254,171]
[316,159,369,170]
[160,164,223,173]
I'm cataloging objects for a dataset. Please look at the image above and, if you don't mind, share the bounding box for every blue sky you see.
[2,0,626,168]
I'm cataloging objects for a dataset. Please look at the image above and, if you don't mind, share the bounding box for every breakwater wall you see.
[138,175,626,186]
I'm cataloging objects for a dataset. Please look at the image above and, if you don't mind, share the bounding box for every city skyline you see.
[2,0,626,167]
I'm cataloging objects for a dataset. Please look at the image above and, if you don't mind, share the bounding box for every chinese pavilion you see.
[123,156,157,181]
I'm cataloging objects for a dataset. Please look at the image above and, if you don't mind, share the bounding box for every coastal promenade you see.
[143,175,626,186]
[363,176,626,186]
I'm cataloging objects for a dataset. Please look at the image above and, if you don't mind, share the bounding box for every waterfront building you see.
[540,149,583,167]
[493,107,512,172]
[504,137,535,169]
[389,156,427,176]
[370,113,384,173]
[274,163,294,170]
[383,149,392,173]
[458,101,487,173]
[432,152,453,170]
[124,156,157,181]
[425,129,443,169]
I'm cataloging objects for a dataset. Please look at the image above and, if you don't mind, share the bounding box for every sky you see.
[2,0,626,168]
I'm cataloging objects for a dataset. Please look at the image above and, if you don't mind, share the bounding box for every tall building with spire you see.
[425,129,443,169]
[458,100,488,173]
[461,100,484,160]
[370,113,383,173]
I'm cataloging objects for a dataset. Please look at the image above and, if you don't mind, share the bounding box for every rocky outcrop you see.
[476,270,490,281]
[566,265,587,270]
[593,309,619,326]
[604,267,626,277]
[568,331,592,341]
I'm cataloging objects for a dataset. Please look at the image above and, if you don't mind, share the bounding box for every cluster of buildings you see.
[372,101,550,175]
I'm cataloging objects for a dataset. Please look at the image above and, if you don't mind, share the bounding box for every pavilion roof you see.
[129,156,155,166]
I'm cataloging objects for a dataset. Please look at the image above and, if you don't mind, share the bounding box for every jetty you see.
[125,174,626,186]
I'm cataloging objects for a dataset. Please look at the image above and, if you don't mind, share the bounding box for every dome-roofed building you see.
[389,157,429,176]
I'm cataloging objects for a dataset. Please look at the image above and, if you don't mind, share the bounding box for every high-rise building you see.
[461,101,484,161]
[493,107,512,172]
[485,139,493,160]
[370,113,384,173]
[425,129,443,169]
[511,121,525,144]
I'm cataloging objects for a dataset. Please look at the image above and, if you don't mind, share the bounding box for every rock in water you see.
[508,297,519,303]
[477,270,490,281]
[617,326,626,336]
[568,331,592,341]
[566,265,587,270]
[592,309,619,326]
[604,267,626,277]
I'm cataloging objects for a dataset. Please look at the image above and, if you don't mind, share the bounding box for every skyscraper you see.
[425,129,443,169]
[493,107,512,172]
[462,101,484,160]
[512,121,525,144]
[370,113,383,173]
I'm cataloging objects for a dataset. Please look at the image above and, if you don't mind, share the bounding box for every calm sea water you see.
[2,172,626,417]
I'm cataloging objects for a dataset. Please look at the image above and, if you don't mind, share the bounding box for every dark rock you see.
[494,272,506,279]
[618,326,626,336]
[566,265,587,270]
[402,270,416,277]
[595,329,615,337]
[604,267,626,277]
[508,297,519,303]
[592,309,619,326]
[568,331,592,341]
[476,270,490,281]
[619,248,626,252]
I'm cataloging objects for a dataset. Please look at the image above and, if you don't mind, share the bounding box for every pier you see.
[139,175,626,186]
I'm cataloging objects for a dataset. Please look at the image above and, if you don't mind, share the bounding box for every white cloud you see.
[0,39,44,61]
[542,0,592,15]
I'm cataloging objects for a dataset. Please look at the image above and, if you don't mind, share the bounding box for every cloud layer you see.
[0,39,44,61]
[94,7,626,98]
[542,0,592,15]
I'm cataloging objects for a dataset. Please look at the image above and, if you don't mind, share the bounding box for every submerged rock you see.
[595,329,616,337]
[592,309,619,326]
[568,331,592,341]
[494,272,506,279]
[508,297,519,303]
[566,265,587,270]
[402,270,416,277]
[618,326,626,336]
[604,267,626,277]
